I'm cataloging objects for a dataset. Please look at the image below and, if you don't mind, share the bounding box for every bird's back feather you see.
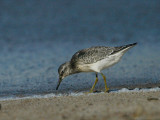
[71,43,137,66]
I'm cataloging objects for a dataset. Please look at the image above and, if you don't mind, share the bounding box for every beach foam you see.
[0,87,160,101]
[116,87,160,93]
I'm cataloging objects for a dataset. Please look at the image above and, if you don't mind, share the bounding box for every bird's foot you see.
[104,87,109,93]
[85,90,102,94]
[84,91,93,94]
[84,89,96,94]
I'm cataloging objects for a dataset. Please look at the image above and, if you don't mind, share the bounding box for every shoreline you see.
[0,82,160,98]
[0,84,160,101]
[0,87,160,101]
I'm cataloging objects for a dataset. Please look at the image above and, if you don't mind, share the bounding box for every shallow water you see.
[0,0,160,97]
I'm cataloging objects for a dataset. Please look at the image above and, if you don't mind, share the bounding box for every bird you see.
[56,42,137,92]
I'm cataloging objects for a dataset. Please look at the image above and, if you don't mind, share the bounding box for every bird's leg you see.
[89,73,98,93]
[100,73,109,92]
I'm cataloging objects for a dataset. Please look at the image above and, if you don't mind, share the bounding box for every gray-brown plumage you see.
[56,42,137,92]
[71,43,136,65]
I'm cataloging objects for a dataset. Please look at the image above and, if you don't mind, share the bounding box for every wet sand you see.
[0,91,160,120]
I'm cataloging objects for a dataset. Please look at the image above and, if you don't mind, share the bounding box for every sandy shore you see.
[0,91,160,120]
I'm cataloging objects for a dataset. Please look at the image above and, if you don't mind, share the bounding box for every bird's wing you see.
[71,43,137,66]
[71,46,115,65]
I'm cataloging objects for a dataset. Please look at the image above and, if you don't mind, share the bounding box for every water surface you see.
[0,0,160,97]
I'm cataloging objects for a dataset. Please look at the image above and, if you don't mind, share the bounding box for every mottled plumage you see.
[71,46,114,64]
[71,43,136,65]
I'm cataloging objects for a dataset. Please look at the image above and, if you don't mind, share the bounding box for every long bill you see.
[56,77,62,90]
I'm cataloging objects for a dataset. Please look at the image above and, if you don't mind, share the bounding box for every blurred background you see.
[0,0,160,96]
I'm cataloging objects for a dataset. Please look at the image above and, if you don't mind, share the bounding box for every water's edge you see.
[0,87,160,101]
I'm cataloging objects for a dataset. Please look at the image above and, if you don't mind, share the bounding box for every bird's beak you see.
[56,77,62,90]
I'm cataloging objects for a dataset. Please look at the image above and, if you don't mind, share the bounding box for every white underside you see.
[78,47,131,73]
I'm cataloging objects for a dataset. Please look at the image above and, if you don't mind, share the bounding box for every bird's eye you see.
[61,70,64,74]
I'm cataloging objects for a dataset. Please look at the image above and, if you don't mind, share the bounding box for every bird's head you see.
[56,62,72,90]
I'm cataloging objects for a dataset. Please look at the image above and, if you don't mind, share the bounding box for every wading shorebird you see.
[56,43,137,92]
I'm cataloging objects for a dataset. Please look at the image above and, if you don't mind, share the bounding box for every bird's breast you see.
[89,52,123,72]
[77,52,124,73]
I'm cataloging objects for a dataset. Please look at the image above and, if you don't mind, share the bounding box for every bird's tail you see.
[111,42,137,55]
[122,42,137,48]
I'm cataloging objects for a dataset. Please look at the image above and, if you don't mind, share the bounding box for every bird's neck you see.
[68,61,79,75]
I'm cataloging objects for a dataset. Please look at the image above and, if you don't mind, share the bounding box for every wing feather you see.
[71,46,114,65]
